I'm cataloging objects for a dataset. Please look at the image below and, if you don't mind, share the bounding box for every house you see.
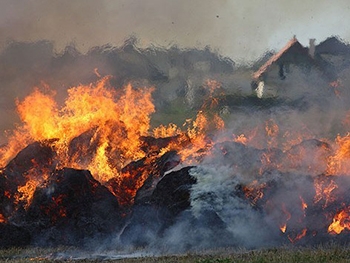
[316,36,350,55]
[314,36,350,82]
[251,37,322,98]
[251,36,350,99]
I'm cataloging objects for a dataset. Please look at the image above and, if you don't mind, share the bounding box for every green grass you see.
[2,245,350,263]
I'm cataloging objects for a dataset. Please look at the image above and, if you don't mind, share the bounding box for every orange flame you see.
[0,213,6,223]
[17,178,41,209]
[300,196,308,210]
[280,223,287,233]
[43,194,68,223]
[153,123,182,138]
[288,228,307,243]
[330,79,342,97]
[327,134,350,175]
[177,110,224,164]
[205,79,222,95]
[243,180,266,206]
[328,207,350,235]
[265,119,279,148]
[6,72,350,237]
[313,177,338,208]
[233,134,248,145]
[2,77,156,182]
[0,76,231,208]
[279,203,292,233]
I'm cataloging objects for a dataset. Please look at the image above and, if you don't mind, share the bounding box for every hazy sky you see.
[0,0,349,61]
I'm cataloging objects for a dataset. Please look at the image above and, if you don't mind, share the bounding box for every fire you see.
[327,133,350,175]
[243,180,266,206]
[52,195,67,218]
[259,150,281,175]
[151,109,224,165]
[281,124,315,152]
[4,190,11,199]
[280,223,287,233]
[265,119,279,148]
[108,169,149,207]
[0,76,228,210]
[42,194,68,223]
[288,228,307,243]
[0,213,6,223]
[153,123,182,138]
[4,71,350,247]
[328,207,350,235]
[329,79,342,97]
[300,196,308,211]
[11,157,52,209]
[233,134,248,145]
[277,198,309,241]
[233,127,259,148]
[0,130,31,168]
[281,203,292,230]
[313,177,338,207]
[3,77,156,182]
[0,77,161,208]
[16,87,58,141]
[174,110,224,164]
[205,79,222,95]
[17,178,41,209]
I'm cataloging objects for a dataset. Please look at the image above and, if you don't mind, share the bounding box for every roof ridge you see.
[253,37,302,80]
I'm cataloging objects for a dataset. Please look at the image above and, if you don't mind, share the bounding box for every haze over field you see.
[1,0,350,61]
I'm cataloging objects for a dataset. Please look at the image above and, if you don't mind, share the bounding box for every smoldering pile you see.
[0,132,350,251]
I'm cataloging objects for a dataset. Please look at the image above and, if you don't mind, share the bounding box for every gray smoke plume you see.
[1,1,349,61]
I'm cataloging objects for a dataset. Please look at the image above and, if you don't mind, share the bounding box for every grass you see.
[2,245,350,263]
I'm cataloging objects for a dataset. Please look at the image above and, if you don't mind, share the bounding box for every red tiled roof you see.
[253,37,301,80]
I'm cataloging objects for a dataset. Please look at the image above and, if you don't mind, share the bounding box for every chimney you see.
[309,38,316,58]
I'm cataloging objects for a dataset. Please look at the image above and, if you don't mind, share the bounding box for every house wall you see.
[257,64,323,99]
[256,64,285,98]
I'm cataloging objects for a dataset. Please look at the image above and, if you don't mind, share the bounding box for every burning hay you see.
[1,43,350,253]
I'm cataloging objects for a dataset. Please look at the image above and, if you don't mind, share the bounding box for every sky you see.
[0,0,350,62]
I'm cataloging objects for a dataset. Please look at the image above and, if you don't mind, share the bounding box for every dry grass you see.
[2,245,350,263]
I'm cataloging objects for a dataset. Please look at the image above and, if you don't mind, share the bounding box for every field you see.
[2,245,350,263]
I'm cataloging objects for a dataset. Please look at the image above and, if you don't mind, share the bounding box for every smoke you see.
[0,38,236,144]
[189,165,276,248]
[0,1,349,61]
[1,1,350,256]
[0,1,225,52]
[0,0,348,144]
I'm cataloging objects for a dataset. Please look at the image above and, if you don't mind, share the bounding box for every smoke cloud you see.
[0,1,349,60]
[1,0,350,257]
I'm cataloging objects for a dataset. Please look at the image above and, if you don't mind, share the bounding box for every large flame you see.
[0,77,226,210]
[3,74,350,244]
[7,77,156,181]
